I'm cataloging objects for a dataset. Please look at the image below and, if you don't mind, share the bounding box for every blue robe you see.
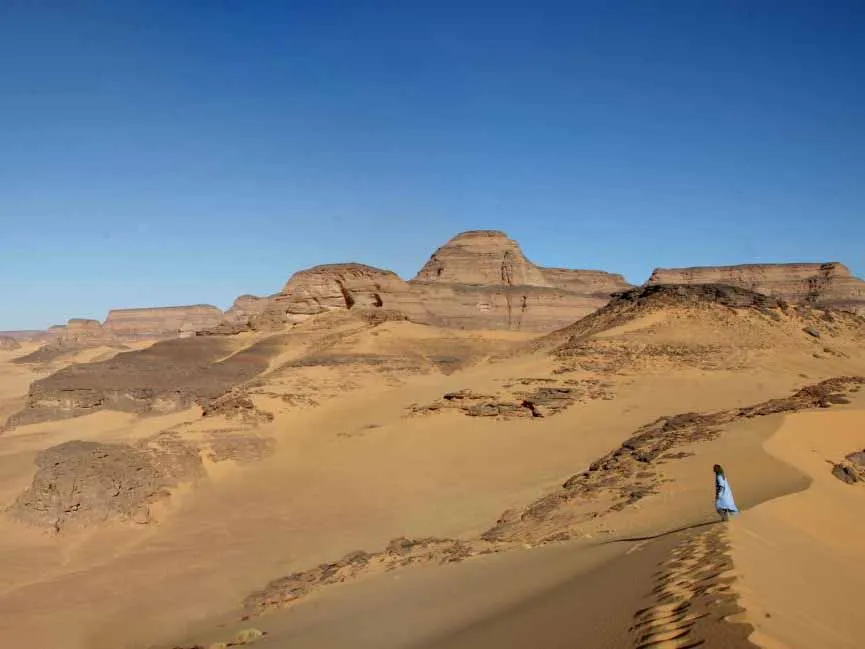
[715,473,738,513]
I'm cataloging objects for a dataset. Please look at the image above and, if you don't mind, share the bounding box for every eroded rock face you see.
[243,231,632,332]
[12,319,123,365]
[251,264,428,331]
[103,305,224,339]
[9,437,204,531]
[414,230,550,286]
[224,295,270,325]
[647,262,865,315]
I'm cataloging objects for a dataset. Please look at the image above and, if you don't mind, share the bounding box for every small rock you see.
[803,326,821,338]
[234,628,265,644]
[831,463,859,485]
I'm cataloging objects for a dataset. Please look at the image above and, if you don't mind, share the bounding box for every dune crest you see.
[730,406,865,649]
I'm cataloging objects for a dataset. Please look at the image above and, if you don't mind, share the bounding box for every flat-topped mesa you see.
[413,230,550,286]
[103,305,224,339]
[0,330,45,341]
[647,262,865,314]
[539,267,632,296]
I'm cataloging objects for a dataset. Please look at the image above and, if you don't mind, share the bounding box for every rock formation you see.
[647,262,865,315]
[103,305,224,339]
[240,231,632,333]
[415,230,550,286]
[12,319,123,365]
[10,436,204,531]
[6,334,286,427]
[408,231,631,330]
[224,294,270,325]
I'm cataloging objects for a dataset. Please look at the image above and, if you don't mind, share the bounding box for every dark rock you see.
[832,463,860,484]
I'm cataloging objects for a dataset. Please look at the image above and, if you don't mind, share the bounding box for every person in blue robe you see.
[714,464,738,521]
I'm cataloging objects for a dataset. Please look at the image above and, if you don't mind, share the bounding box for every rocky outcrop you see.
[5,335,286,427]
[250,264,428,331]
[409,231,631,331]
[63,319,116,344]
[540,267,631,294]
[224,295,270,325]
[245,231,632,333]
[103,305,224,339]
[414,230,550,286]
[0,335,21,351]
[647,262,865,315]
[13,319,123,364]
[9,436,204,531]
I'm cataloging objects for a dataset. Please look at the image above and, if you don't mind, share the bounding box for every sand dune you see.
[730,404,865,649]
[1,286,864,649]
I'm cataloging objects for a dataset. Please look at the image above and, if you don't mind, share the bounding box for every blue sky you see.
[2,1,863,329]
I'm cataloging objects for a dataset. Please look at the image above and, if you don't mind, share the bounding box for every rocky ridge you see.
[532,283,865,375]
[647,262,865,315]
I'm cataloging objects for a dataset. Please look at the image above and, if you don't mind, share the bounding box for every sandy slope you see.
[0,298,864,649]
[730,396,865,649]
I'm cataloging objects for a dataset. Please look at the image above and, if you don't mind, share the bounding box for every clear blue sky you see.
[2,1,863,329]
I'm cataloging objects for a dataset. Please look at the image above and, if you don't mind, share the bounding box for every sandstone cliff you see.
[103,305,224,339]
[249,264,426,331]
[224,295,270,325]
[242,231,632,333]
[408,230,632,331]
[414,230,550,286]
[647,262,865,315]
[13,319,123,365]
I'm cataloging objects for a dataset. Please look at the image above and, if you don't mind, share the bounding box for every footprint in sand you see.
[629,526,742,649]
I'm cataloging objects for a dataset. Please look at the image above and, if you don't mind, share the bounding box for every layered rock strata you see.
[103,305,223,339]
[647,262,865,314]
[242,231,632,333]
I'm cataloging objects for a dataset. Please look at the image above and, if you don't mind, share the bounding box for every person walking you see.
[714,464,739,521]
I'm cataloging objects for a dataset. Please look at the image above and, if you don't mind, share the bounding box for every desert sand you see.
[730,406,865,649]
[1,242,865,649]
